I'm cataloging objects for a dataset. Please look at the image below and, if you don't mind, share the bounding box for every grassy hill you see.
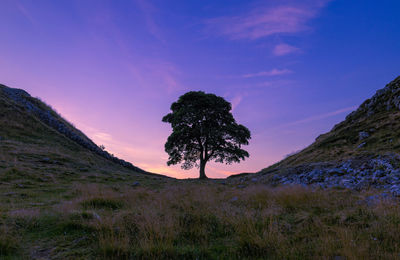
[256,76,400,173]
[0,84,149,174]
[1,83,400,259]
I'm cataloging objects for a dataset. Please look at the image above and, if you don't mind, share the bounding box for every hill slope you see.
[270,75,400,168]
[232,76,400,194]
[0,84,152,177]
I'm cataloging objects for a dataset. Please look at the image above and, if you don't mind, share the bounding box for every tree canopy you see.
[162,91,251,179]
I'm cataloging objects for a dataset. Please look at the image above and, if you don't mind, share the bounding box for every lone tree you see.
[162,91,251,179]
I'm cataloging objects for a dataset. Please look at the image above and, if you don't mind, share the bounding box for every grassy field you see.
[1,168,400,259]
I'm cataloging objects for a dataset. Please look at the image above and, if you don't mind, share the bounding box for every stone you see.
[230,196,238,202]
[364,193,390,206]
[131,182,140,187]
[390,185,400,196]
[328,168,346,176]
[39,157,51,163]
[372,170,385,179]
[359,131,370,140]
[357,142,366,149]
[391,169,400,176]
[92,212,101,221]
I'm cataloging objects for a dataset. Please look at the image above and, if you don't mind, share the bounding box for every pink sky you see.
[1,0,399,178]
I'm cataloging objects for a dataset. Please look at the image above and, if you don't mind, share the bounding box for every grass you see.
[1,176,400,259]
[2,83,400,258]
[259,77,400,172]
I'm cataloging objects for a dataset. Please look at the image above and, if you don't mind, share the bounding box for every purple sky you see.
[2,0,400,178]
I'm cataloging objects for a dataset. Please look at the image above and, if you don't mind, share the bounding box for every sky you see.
[1,0,400,178]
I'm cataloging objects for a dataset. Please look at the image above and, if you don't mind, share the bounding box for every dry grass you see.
[1,84,400,258]
[2,183,397,259]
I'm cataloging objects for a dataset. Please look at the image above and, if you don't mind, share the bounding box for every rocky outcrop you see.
[232,154,400,196]
[236,76,400,196]
[266,154,400,195]
[1,85,147,174]
[346,76,400,121]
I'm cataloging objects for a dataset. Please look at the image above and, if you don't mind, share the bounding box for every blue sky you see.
[1,0,400,178]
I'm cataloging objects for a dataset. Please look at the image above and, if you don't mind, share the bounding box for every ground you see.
[1,165,400,259]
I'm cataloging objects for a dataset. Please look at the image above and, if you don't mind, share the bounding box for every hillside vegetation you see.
[2,82,400,258]
[224,76,400,195]
[264,76,400,170]
[0,84,147,173]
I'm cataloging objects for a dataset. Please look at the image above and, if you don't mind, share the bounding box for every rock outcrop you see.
[345,76,400,121]
[233,76,400,195]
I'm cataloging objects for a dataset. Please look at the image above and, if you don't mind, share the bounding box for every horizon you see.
[2,0,400,178]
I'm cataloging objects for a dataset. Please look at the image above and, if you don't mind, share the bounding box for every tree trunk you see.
[199,160,208,179]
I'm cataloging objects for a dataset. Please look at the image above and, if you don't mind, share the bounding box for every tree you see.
[162,91,251,179]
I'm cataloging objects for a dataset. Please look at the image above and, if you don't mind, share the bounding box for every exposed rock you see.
[92,212,101,221]
[390,184,400,196]
[39,157,51,164]
[230,196,238,202]
[131,181,140,187]
[268,155,400,196]
[359,131,370,140]
[235,77,400,196]
[357,142,366,149]
[364,193,390,206]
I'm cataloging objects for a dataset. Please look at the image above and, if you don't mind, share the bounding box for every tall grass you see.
[48,184,400,259]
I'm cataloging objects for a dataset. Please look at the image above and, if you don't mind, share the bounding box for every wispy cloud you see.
[93,132,113,142]
[143,60,182,92]
[15,1,37,26]
[254,79,295,88]
[283,106,357,127]
[273,43,300,56]
[134,0,165,42]
[242,68,292,78]
[205,1,331,40]
[230,95,243,111]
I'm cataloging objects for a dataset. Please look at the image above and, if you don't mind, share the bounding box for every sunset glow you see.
[2,0,400,178]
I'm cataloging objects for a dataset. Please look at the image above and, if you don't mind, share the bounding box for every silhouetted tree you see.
[162,91,251,179]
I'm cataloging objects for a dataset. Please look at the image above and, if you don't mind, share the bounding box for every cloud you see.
[126,58,182,93]
[283,106,357,127]
[255,79,294,88]
[205,1,331,40]
[93,132,113,142]
[144,60,182,92]
[242,68,292,78]
[134,0,165,42]
[231,95,243,111]
[273,43,300,56]
[15,1,37,26]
